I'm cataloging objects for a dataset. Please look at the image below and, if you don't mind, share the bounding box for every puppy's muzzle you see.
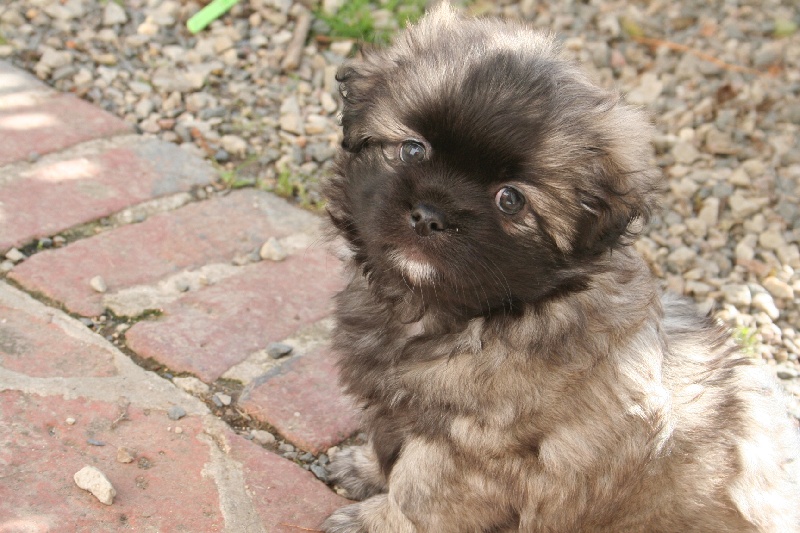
[410,203,447,236]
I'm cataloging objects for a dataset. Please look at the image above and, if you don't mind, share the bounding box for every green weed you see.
[315,0,427,44]
[216,155,258,190]
[733,325,759,356]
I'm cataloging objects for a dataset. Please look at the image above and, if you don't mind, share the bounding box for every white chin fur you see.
[389,251,437,285]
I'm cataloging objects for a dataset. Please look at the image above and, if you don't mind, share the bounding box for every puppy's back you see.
[660,294,800,531]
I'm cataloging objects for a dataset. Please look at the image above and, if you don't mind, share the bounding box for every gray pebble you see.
[310,464,328,481]
[267,342,293,359]
[167,406,187,420]
[214,393,232,406]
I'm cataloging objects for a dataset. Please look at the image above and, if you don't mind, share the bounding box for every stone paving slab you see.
[126,247,342,382]
[0,136,216,252]
[0,390,225,532]
[0,60,132,166]
[240,346,360,455]
[0,281,349,531]
[9,189,322,316]
[228,431,351,532]
[0,61,52,95]
[0,297,116,378]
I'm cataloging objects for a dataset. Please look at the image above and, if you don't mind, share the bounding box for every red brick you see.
[0,138,215,251]
[228,430,350,532]
[240,346,360,454]
[0,92,132,166]
[0,391,224,531]
[0,301,116,378]
[9,190,321,316]
[125,248,343,382]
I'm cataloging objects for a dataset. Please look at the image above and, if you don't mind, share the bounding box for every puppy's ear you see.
[336,60,380,153]
[573,103,662,256]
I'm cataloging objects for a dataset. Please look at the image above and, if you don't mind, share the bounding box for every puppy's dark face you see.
[325,9,661,319]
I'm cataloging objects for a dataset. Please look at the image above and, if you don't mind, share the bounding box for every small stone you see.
[735,241,755,262]
[729,167,750,187]
[776,365,799,380]
[251,429,277,445]
[666,246,696,270]
[672,141,700,165]
[320,92,338,113]
[698,197,719,226]
[116,447,136,463]
[214,393,232,406]
[172,376,210,395]
[729,192,767,220]
[279,442,295,453]
[305,114,329,135]
[87,438,106,446]
[5,248,26,263]
[174,426,183,434]
[721,284,751,307]
[167,406,187,421]
[65,417,76,425]
[280,96,304,135]
[751,291,780,320]
[704,128,737,155]
[259,237,288,261]
[763,277,794,300]
[221,135,248,157]
[310,464,328,481]
[103,2,128,26]
[1,261,14,273]
[329,40,353,57]
[74,466,116,505]
[267,342,293,359]
[89,275,108,293]
[758,231,786,251]
[626,72,663,105]
[214,149,230,163]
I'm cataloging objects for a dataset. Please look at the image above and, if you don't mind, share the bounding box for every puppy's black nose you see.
[410,204,447,236]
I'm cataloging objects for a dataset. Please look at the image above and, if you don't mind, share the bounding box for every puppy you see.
[321,4,800,532]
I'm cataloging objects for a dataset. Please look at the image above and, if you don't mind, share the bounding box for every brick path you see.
[0,61,357,531]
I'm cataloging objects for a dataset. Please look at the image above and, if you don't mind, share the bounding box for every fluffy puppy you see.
[321,4,800,532]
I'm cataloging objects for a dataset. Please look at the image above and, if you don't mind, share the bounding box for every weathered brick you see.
[239,346,360,454]
[0,60,52,95]
[9,189,321,316]
[126,248,342,382]
[0,300,116,378]
[0,391,224,531]
[228,430,350,532]
[0,137,215,251]
[0,91,132,166]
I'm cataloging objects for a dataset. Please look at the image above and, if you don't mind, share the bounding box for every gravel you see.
[1,0,798,415]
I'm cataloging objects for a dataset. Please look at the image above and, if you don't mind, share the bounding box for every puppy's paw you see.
[321,503,368,533]
[328,445,386,500]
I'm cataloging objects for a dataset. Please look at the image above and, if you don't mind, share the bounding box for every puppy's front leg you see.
[328,444,387,500]
[322,494,415,533]
[323,438,513,533]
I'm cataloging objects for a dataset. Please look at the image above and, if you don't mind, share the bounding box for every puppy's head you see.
[325,4,661,318]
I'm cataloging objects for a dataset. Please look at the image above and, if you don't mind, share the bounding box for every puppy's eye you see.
[495,186,525,215]
[399,141,426,163]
